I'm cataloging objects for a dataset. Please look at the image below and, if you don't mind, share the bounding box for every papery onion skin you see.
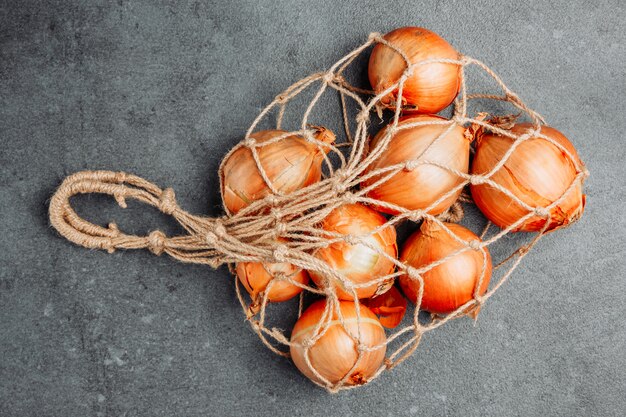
[290,300,387,386]
[471,124,586,232]
[362,285,407,328]
[362,115,470,215]
[309,203,398,300]
[221,127,335,214]
[399,221,492,315]
[368,27,461,114]
[235,261,309,303]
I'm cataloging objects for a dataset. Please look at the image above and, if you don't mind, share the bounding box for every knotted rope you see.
[48,32,587,393]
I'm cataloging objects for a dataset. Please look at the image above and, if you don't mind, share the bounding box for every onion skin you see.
[235,261,309,303]
[471,124,586,232]
[368,27,461,114]
[221,127,335,214]
[309,204,398,300]
[362,285,407,328]
[399,221,492,315]
[290,300,386,386]
[362,115,470,215]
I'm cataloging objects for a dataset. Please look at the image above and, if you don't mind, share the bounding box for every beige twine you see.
[48,32,588,393]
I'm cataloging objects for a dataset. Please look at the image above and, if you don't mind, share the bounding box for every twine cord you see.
[48,33,587,393]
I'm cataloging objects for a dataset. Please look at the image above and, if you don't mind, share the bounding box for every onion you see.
[309,203,397,300]
[221,126,335,214]
[290,300,386,386]
[399,220,492,315]
[362,285,407,328]
[235,260,309,303]
[362,115,470,215]
[471,123,586,232]
[368,27,461,114]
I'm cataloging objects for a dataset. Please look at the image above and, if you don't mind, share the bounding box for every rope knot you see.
[408,210,424,222]
[368,32,382,42]
[147,230,166,256]
[301,338,315,349]
[406,266,421,280]
[244,137,256,147]
[332,178,346,194]
[459,55,471,66]
[213,219,227,237]
[331,170,350,194]
[333,73,347,85]
[274,221,288,236]
[343,192,358,204]
[453,115,467,126]
[534,207,550,217]
[356,111,369,124]
[273,244,289,262]
[404,159,419,171]
[344,234,361,246]
[469,175,487,185]
[323,71,335,84]
[468,240,481,250]
[159,188,177,215]
[270,207,282,221]
[206,219,226,246]
[273,272,287,282]
[205,232,218,246]
[267,195,280,206]
[335,169,350,182]
[318,280,331,293]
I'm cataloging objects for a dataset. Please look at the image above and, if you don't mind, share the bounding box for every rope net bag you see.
[49,30,588,393]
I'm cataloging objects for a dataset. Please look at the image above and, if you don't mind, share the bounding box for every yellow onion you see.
[362,115,470,215]
[362,285,407,329]
[399,220,492,315]
[221,126,335,214]
[235,260,309,303]
[290,300,386,386]
[471,124,586,232]
[309,203,397,300]
[368,27,461,114]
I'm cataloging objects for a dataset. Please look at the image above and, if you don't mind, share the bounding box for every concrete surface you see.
[1,0,625,416]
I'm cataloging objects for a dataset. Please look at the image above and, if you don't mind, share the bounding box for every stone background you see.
[1,0,625,416]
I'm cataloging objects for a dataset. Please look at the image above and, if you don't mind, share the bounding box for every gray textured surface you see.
[1,0,625,416]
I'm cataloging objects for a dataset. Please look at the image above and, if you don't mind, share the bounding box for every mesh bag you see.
[49,32,588,392]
